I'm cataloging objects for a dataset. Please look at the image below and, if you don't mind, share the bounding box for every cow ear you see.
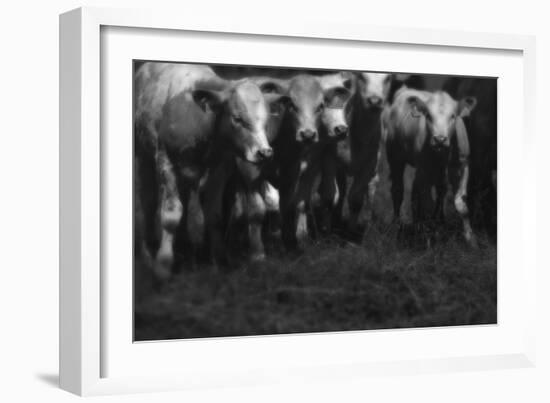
[265,94,291,115]
[340,71,354,90]
[458,96,477,117]
[455,114,471,160]
[324,86,351,108]
[407,95,428,118]
[192,89,226,113]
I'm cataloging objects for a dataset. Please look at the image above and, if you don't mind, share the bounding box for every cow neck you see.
[199,77,236,162]
[274,113,305,163]
[349,94,383,147]
[207,107,237,164]
[350,94,383,127]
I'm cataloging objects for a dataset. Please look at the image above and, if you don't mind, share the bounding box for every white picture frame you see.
[59,6,537,396]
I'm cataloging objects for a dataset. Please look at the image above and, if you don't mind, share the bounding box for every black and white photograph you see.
[133,61,497,341]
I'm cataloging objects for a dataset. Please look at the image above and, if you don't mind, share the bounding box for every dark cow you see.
[443,77,497,239]
[262,74,352,250]
[319,72,393,240]
[134,63,284,277]
[383,87,478,246]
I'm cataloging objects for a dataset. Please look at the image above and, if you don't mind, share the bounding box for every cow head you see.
[407,91,477,151]
[316,72,353,141]
[320,86,353,141]
[356,72,392,109]
[257,79,291,144]
[283,75,326,144]
[193,80,286,165]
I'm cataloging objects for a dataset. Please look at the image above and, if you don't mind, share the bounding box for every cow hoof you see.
[153,256,172,281]
[250,252,266,262]
[296,224,309,243]
[465,234,479,249]
[345,223,364,244]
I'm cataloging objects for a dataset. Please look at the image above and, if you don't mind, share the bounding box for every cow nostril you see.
[299,129,317,142]
[367,96,383,107]
[334,125,348,138]
[257,148,273,161]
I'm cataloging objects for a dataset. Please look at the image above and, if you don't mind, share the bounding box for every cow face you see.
[320,86,352,141]
[407,91,477,151]
[258,81,291,144]
[193,80,281,164]
[316,72,353,141]
[284,75,326,144]
[356,72,392,109]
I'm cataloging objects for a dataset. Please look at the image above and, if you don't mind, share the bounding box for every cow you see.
[383,87,478,246]
[253,73,351,250]
[443,77,497,240]
[134,62,286,278]
[318,72,393,241]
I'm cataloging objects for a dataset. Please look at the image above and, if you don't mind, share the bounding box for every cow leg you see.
[347,174,366,239]
[366,173,380,222]
[155,147,183,280]
[433,170,447,223]
[332,171,348,232]
[295,200,309,248]
[246,188,267,261]
[187,187,205,248]
[260,181,281,248]
[451,163,477,247]
[318,152,340,234]
[411,167,433,225]
[134,160,155,294]
[411,168,426,246]
[294,161,319,249]
[350,148,382,236]
[281,204,298,251]
[201,157,235,265]
[389,160,405,223]
[173,184,190,272]
[174,180,205,271]
[278,169,296,250]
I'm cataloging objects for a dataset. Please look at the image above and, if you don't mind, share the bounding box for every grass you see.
[134,224,496,341]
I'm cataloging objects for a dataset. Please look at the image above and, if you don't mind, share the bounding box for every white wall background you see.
[1,0,548,401]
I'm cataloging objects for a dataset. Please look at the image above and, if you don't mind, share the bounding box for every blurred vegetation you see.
[135,227,496,341]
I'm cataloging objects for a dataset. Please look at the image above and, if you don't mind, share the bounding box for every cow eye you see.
[288,102,299,113]
[316,103,325,113]
[232,115,245,126]
[450,113,457,120]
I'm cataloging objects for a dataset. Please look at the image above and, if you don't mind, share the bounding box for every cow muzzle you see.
[366,95,383,109]
[430,135,449,149]
[256,147,274,163]
[298,129,318,144]
[333,125,349,140]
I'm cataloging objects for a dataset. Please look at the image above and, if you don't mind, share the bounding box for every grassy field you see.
[134,158,497,341]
